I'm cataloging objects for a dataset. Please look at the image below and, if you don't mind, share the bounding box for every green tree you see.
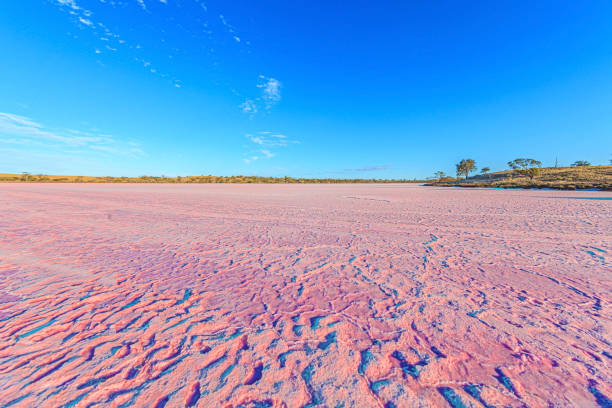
[456,159,477,179]
[508,158,541,170]
[526,158,541,168]
[434,171,446,181]
[526,167,541,181]
[508,158,542,181]
[481,167,490,175]
[571,160,590,167]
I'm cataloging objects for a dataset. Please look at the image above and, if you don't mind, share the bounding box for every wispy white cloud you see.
[56,0,79,10]
[52,0,256,94]
[259,149,275,158]
[257,76,281,107]
[52,0,185,88]
[0,112,144,157]
[242,149,275,164]
[239,76,283,116]
[219,14,243,43]
[248,135,264,145]
[78,17,93,26]
[194,0,207,11]
[240,99,258,116]
[246,132,295,147]
[242,131,297,164]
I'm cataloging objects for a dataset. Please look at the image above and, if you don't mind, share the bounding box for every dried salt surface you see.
[0,183,610,408]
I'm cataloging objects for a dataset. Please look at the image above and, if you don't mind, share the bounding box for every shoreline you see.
[425,183,612,191]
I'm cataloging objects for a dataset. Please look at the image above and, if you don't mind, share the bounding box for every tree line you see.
[433,158,596,181]
[7,173,427,184]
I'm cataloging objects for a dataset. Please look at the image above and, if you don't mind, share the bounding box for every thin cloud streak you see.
[243,131,297,164]
[0,112,144,157]
[245,132,296,147]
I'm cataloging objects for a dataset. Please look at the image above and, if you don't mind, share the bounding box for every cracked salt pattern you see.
[0,183,610,407]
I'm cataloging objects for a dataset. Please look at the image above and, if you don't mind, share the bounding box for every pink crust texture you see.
[0,183,610,407]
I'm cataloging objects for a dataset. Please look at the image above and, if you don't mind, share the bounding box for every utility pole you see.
[555,157,558,168]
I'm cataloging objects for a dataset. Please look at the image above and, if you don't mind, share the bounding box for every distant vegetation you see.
[4,157,611,190]
[455,158,477,179]
[434,171,446,180]
[572,160,591,167]
[428,158,612,190]
[0,173,425,184]
[506,158,541,170]
[505,158,542,181]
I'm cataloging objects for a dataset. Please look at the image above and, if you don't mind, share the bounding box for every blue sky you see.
[1,1,611,178]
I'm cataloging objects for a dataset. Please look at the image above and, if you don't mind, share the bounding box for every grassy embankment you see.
[427,165,612,190]
[0,173,424,184]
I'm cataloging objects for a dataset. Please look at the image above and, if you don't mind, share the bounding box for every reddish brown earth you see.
[0,183,610,408]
